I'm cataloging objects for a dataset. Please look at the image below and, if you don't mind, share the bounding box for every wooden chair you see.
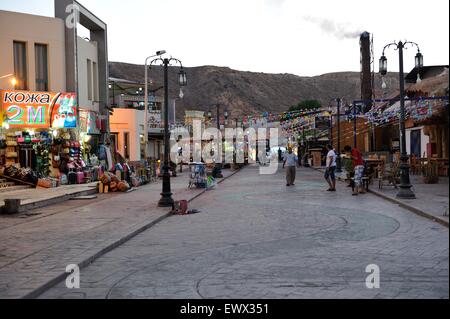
[410,154,420,175]
[378,161,399,189]
[438,160,449,177]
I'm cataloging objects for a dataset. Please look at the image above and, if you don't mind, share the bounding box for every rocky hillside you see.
[109,62,399,119]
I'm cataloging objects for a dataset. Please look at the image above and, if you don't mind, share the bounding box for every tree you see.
[289,99,322,112]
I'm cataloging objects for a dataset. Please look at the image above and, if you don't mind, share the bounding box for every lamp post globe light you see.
[148,53,187,207]
[379,40,423,199]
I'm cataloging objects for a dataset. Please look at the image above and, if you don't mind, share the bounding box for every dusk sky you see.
[1,0,448,76]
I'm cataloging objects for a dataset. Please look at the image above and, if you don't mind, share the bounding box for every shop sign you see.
[0,90,77,129]
[80,110,100,134]
[148,110,162,128]
[51,93,77,128]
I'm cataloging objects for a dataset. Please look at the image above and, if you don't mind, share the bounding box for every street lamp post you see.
[328,104,333,143]
[233,118,238,165]
[144,50,166,161]
[345,103,358,148]
[379,40,423,199]
[336,98,342,173]
[149,54,187,207]
[213,104,228,178]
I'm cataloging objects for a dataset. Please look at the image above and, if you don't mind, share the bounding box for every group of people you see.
[282,144,366,196]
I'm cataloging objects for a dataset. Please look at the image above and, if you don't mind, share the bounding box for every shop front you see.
[0,89,96,188]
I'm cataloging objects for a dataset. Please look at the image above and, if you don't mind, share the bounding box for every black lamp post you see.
[149,55,187,207]
[379,40,423,199]
[233,118,238,165]
[336,98,342,173]
[328,104,333,142]
[213,104,228,178]
[345,103,358,148]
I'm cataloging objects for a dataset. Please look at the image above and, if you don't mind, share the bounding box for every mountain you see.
[109,62,400,119]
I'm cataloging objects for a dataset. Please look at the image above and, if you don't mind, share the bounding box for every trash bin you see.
[2,199,21,214]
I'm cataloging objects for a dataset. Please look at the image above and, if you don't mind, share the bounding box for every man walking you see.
[344,145,365,196]
[324,144,337,191]
[283,147,297,186]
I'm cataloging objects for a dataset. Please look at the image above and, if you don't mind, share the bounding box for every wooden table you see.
[430,158,449,164]
[430,158,449,176]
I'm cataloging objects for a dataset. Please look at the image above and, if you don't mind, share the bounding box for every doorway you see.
[410,129,421,158]
[124,132,130,160]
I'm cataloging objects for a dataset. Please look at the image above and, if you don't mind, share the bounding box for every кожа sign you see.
[0,90,77,129]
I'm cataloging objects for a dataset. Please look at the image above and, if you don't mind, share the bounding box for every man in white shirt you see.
[283,147,298,186]
[324,144,337,191]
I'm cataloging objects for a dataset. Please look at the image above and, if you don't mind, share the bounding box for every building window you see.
[35,44,48,91]
[87,59,92,101]
[93,61,98,101]
[13,41,27,90]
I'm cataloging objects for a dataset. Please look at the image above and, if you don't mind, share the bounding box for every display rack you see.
[188,162,206,188]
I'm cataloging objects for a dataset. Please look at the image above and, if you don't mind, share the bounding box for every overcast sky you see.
[1,0,448,76]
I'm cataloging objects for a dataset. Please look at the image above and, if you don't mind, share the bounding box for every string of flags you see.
[238,97,447,138]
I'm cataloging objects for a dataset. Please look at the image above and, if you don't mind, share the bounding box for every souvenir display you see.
[188,162,207,188]
[98,171,130,193]
[0,90,105,190]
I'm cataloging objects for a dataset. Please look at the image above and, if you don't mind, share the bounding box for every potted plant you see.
[422,161,439,184]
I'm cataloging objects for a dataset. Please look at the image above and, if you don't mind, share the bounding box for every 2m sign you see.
[6,105,48,127]
[0,90,68,129]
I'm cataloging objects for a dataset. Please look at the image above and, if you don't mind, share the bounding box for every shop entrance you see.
[410,129,421,158]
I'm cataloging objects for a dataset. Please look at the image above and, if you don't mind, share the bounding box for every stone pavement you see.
[0,182,98,212]
[40,165,448,299]
[313,166,449,227]
[0,168,237,299]
[370,175,449,226]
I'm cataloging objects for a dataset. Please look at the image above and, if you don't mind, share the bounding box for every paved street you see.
[0,169,235,299]
[40,165,449,299]
[373,174,449,224]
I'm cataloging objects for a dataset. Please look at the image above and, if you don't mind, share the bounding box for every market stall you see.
[0,89,99,188]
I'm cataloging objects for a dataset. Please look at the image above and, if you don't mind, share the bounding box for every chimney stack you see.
[360,31,373,111]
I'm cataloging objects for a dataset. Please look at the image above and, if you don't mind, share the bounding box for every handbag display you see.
[67,171,77,184]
